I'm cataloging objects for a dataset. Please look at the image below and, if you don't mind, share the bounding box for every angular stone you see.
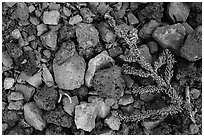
[24,102,46,131]
[8,92,24,102]
[53,53,86,90]
[11,29,22,39]
[14,84,35,102]
[139,20,160,39]
[69,15,83,25]
[75,102,98,132]
[190,88,201,100]
[119,95,134,106]
[8,101,23,110]
[63,96,79,116]
[108,46,123,57]
[15,2,29,21]
[4,77,15,89]
[180,26,202,62]
[104,116,121,131]
[128,12,139,25]
[63,7,71,17]
[6,2,16,7]
[121,104,135,114]
[28,5,35,13]
[26,71,42,88]
[182,22,194,35]
[85,51,115,87]
[142,119,162,131]
[98,22,115,43]
[41,30,57,50]
[168,2,190,22]
[152,23,186,50]
[42,64,54,87]
[2,51,13,68]
[43,10,60,25]
[37,24,47,36]
[147,41,158,54]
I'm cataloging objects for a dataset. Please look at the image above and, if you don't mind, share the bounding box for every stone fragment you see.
[108,46,123,57]
[147,41,158,54]
[99,129,115,135]
[142,119,162,131]
[139,44,152,64]
[15,2,29,21]
[128,12,139,25]
[63,7,71,17]
[121,104,135,114]
[29,17,40,25]
[11,29,22,39]
[4,77,15,89]
[98,22,115,43]
[28,5,35,13]
[26,71,42,88]
[14,84,35,102]
[69,15,83,25]
[63,96,79,116]
[2,123,8,132]
[6,2,16,7]
[53,52,86,90]
[8,101,23,110]
[42,64,54,87]
[119,95,134,106]
[43,10,60,25]
[85,51,115,87]
[189,123,200,134]
[41,30,57,50]
[37,24,47,36]
[168,2,190,22]
[75,102,98,132]
[24,102,46,131]
[139,20,160,39]
[104,116,121,131]
[190,88,201,100]
[152,23,186,50]
[93,65,125,99]
[2,51,13,68]
[182,22,194,35]
[43,50,51,58]
[8,92,24,102]
[180,26,202,62]
[80,8,95,23]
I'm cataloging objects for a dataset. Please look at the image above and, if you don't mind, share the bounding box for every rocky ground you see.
[2,2,202,135]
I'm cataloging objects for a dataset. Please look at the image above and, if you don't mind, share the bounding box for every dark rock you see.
[3,110,20,127]
[128,12,139,25]
[147,41,158,54]
[180,26,202,62]
[108,46,123,57]
[121,104,135,114]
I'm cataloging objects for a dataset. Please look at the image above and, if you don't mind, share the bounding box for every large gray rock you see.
[74,102,98,132]
[180,26,202,62]
[24,102,46,131]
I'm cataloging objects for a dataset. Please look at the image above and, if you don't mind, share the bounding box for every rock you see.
[8,101,23,110]
[104,116,121,131]
[93,65,125,99]
[121,104,135,114]
[119,95,134,106]
[69,15,83,25]
[28,5,35,13]
[180,26,202,62]
[42,64,54,87]
[108,46,123,57]
[168,2,190,22]
[43,10,60,25]
[152,23,186,50]
[24,102,46,131]
[99,129,115,135]
[75,102,98,132]
[26,71,42,88]
[139,20,160,39]
[182,22,194,35]
[89,97,111,118]
[128,12,139,25]
[6,2,16,7]
[11,29,22,39]
[80,8,95,23]
[105,98,117,107]
[76,23,99,50]
[37,24,47,36]
[124,75,134,88]
[133,99,144,109]
[189,123,200,134]
[2,51,13,68]
[8,92,24,102]
[98,22,116,43]
[139,44,152,64]
[15,2,29,21]
[63,7,71,17]
[43,50,51,58]
[147,41,158,54]
[85,51,115,87]
[2,123,9,132]
[142,119,162,131]
[63,96,79,116]
[29,17,40,25]
[53,53,86,90]
[14,84,35,102]
[41,30,57,50]
[4,77,15,89]
[190,88,201,100]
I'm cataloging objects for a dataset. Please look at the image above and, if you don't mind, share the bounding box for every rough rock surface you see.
[41,30,58,50]
[104,115,121,131]
[180,26,202,62]
[63,96,79,116]
[152,23,186,50]
[43,10,60,25]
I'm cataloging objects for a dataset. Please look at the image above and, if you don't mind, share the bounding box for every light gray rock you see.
[41,30,57,50]
[75,102,98,132]
[4,77,15,89]
[63,96,79,116]
[85,51,115,87]
[24,102,46,131]
[37,24,47,36]
[43,10,60,25]
[8,92,24,102]
[104,116,121,131]
[119,95,134,106]
[8,101,23,110]
[14,84,35,102]
[11,29,22,39]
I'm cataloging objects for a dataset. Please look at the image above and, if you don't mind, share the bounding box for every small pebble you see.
[147,41,158,54]
[4,77,15,89]
[8,101,23,110]
[189,123,200,134]
[104,116,121,131]
[8,92,24,102]
[128,12,139,25]
[43,50,51,58]
[119,95,134,106]
[11,29,22,39]
[28,5,35,13]
[63,7,71,17]
[37,24,47,36]
[43,10,60,25]
[69,15,83,25]
[190,88,201,100]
